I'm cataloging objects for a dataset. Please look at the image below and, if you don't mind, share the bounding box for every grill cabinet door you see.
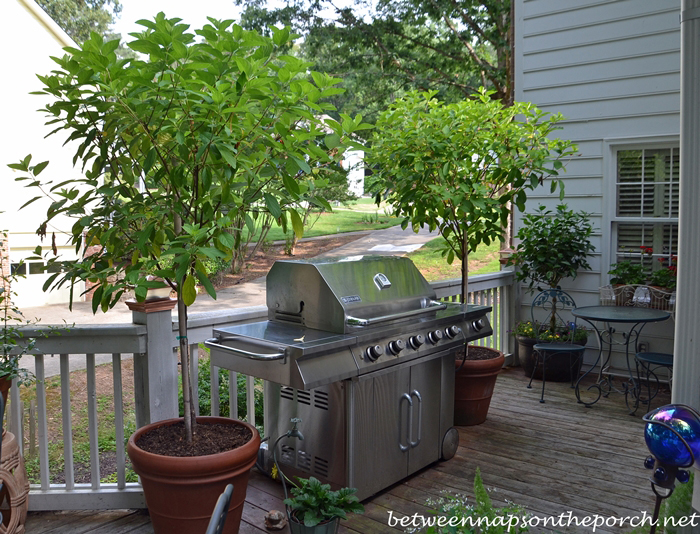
[407,357,442,474]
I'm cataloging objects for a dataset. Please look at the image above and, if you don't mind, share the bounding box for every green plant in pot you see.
[507,204,594,381]
[11,15,368,534]
[283,476,365,534]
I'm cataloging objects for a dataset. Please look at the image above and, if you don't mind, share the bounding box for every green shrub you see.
[178,354,264,429]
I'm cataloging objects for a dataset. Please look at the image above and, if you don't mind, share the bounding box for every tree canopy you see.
[36,0,122,43]
[237,0,512,129]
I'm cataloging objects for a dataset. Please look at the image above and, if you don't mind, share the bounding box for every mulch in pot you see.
[135,421,252,457]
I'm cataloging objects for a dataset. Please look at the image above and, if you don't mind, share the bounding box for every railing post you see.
[127,298,179,428]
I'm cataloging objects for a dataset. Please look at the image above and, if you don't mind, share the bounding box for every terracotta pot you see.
[127,417,260,534]
[454,346,504,426]
[516,335,585,382]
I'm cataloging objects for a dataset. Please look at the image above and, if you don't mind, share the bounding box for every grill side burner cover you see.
[266,256,438,334]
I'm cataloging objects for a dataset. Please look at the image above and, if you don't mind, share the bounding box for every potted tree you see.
[366,89,577,425]
[507,204,594,380]
[11,15,368,534]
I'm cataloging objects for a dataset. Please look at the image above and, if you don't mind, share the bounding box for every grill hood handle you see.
[204,337,287,361]
[346,300,447,327]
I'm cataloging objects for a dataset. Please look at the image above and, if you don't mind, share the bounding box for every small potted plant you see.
[283,476,365,534]
[648,255,677,310]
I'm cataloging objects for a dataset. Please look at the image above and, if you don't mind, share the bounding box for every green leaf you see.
[324,134,341,150]
[33,161,50,176]
[183,275,197,306]
[291,156,311,175]
[264,193,282,219]
[289,209,304,238]
[197,270,217,299]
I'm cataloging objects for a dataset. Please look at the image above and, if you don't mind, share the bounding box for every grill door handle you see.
[204,338,286,361]
[399,393,413,452]
[409,390,422,448]
[346,300,447,327]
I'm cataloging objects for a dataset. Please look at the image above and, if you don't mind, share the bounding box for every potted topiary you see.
[283,476,365,534]
[454,345,505,426]
[11,15,368,534]
[506,204,594,380]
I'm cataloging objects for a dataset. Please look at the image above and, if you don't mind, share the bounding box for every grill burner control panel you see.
[353,314,491,372]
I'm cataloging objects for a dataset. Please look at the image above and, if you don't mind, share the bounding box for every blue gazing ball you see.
[645,405,700,467]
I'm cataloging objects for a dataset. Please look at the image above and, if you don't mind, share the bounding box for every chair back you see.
[205,483,234,534]
[530,289,582,345]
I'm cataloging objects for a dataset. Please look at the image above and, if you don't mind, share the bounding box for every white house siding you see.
[514,0,680,372]
[1,0,85,307]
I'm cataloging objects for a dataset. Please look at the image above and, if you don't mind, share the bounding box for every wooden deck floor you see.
[25,368,670,533]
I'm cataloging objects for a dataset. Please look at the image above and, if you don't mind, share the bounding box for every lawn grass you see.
[408,237,501,282]
[262,208,398,242]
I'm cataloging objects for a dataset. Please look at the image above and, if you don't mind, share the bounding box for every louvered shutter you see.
[614,147,678,267]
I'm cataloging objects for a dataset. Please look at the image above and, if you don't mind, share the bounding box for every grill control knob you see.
[365,345,384,361]
[408,334,424,350]
[428,329,444,344]
[472,318,486,331]
[445,325,462,339]
[388,339,405,355]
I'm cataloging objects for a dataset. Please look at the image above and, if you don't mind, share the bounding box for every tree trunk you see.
[174,214,194,444]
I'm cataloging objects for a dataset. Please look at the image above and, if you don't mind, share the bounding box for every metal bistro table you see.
[572,306,671,412]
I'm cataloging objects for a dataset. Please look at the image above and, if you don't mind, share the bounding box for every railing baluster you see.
[60,354,75,490]
[10,378,22,452]
[211,361,220,417]
[35,354,50,490]
[86,353,100,490]
[190,343,199,417]
[230,371,238,420]
[246,375,255,427]
[112,354,126,489]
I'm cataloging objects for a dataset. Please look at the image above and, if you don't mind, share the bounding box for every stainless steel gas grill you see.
[204,256,492,499]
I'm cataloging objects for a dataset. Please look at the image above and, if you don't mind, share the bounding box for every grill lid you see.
[266,256,442,333]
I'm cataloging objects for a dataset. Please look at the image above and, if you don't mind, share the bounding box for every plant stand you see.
[516,335,584,382]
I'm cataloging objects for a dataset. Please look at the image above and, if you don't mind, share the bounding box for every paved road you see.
[18,224,441,375]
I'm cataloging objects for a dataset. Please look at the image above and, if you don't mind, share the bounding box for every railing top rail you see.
[12,324,147,355]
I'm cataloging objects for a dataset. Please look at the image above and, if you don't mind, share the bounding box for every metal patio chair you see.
[527,289,587,403]
[205,483,234,534]
[634,351,673,413]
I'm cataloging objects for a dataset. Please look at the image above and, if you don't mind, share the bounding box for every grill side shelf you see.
[204,337,287,362]
[346,300,447,326]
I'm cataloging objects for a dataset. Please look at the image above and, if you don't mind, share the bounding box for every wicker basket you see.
[599,284,675,313]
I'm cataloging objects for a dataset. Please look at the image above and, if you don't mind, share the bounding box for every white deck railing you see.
[11,272,516,510]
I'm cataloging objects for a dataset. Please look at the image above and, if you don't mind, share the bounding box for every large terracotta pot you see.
[516,335,585,382]
[454,346,504,426]
[127,416,260,534]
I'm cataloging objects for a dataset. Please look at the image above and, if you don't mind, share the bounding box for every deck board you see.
[24,367,670,533]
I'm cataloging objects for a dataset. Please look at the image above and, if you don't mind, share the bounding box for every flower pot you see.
[127,416,260,534]
[0,377,30,533]
[288,513,340,534]
[516,335,585,382]
[454,346,504,426]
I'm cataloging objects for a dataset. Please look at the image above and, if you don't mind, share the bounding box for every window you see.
[613,146,679,271]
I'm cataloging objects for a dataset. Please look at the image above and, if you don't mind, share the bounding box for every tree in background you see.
[367,89,576,302]
[36,0,121,42]
[237,0,512,131]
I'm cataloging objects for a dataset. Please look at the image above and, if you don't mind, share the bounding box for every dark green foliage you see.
[179,356,264,427]
[608,260,646,285]
[507,204,595,292]
[237,0,512,133]
[283,476,364,527]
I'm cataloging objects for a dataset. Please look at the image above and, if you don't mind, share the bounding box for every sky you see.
[110,0,244,39]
